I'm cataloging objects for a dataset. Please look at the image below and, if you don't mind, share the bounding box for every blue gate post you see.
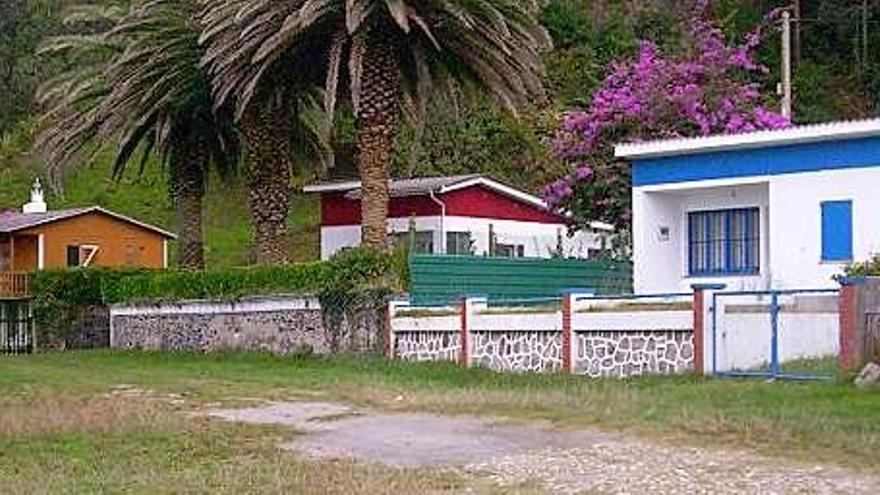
[770,291,780,376]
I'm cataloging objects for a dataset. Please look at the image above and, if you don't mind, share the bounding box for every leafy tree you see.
[36,0,239,269]
[200,0,549,250]
[546,4,789,231]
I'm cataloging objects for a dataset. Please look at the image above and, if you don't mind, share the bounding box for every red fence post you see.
[838,279,862,372]
[562,293,573,373]
[459,297,469,368]
[691,284,725,375]
[692,288,705,375]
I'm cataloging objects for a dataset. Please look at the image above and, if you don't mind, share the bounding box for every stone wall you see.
[65,306,111,349]
[471,330,563,372]
[388,297,697,378]
[34,304,111,351]
[111,296,379,355]
[395,330,460,362]
[573,330,693,378]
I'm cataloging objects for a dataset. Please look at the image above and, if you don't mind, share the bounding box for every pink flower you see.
[547,3,787,228]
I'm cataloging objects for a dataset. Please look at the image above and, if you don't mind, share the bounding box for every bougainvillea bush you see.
[546,3,790,232]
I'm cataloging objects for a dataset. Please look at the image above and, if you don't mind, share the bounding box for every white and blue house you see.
[616,119,880,294]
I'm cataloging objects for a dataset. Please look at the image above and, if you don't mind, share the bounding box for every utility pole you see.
[863,0,869,74]
[780,9,793,120]
[792,0,801,65]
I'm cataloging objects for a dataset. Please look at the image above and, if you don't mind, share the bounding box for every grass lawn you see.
[1,351,879,493]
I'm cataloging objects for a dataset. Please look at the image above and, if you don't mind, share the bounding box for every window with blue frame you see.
[688,208,760,276]
[821,200,853,261]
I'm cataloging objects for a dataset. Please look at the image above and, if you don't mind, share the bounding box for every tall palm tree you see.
[201,0,549,250]
[37,0,239,269]
[200,4,327,264]
[35,2,128,194]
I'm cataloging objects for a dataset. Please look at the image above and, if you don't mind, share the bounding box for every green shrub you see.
[842,253,880,278]
[31,247,404,345]
[105,263,332,304]
[31,268,148,347]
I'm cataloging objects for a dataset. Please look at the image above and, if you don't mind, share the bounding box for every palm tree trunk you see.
[241,104,294,264]
[171,143,206,269]
[356,28,401,250]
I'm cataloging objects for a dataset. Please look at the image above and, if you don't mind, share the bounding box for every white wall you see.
[634,181,770,293]
[320,215,605,260]
[634,167,880,293]
[711,294,839,373]
[769,168,880,289]
[633,188,682,294]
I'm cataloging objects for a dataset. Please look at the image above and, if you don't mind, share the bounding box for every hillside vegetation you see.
[2,0,879,266]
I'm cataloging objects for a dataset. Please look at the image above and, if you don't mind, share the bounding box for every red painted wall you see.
[320,185,565,226]
[443,187,563,224]
[321,192,441,226]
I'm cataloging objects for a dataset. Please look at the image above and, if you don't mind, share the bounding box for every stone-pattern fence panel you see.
[471,330,563,372]
[395,330,460,362]
[390,305,461,363]
[468,311,563,372]
[574,330,693,378]
[388,293,699,378]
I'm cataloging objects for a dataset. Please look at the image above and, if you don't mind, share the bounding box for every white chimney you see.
[22,178,47,214]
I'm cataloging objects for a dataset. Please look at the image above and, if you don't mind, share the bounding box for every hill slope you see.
[3,0,879,267]
[0,146,319,267]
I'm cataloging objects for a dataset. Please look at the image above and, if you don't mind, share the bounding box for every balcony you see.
[0,272,31,300]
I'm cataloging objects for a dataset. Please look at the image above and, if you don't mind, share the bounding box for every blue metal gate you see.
[711,288,840,380]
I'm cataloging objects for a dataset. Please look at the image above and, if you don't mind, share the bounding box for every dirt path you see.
[204,401,880,494]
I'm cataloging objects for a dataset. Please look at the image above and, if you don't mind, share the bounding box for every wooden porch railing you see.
[0,272,31,300]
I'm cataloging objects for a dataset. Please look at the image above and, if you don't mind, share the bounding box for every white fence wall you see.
[471,310,564,372]
[573,310,694,377]
[390,302,461,363]
[712,293,840,373]
[390,294,697,378]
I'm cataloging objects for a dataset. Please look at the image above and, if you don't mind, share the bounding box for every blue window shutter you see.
[821,201,853,261]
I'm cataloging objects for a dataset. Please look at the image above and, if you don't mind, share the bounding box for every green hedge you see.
[31,248,406,345]
[105,263,332,304]
[33,248,404,306]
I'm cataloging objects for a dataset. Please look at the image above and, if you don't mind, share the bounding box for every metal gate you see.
[867,313,880,363]
[1,300,34,355]
[711,288,840,380]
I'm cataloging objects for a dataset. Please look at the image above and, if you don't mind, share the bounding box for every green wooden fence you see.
[409,255,633,305]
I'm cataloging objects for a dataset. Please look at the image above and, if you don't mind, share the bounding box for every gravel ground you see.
[466,443,880,494]
[203,401,880,494]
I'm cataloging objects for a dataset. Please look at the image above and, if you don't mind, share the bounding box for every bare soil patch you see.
[203,401,880,494]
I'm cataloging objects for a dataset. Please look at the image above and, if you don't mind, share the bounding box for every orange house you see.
[0,181,175,298]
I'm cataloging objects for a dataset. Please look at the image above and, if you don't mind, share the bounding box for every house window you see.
[494,243,525,258]
[124,245,140,267]
[688,208,759,276]
[446,232,473,256]
[66,246,79,267]
[389,231,434,254]
[821,200,853,261]
[66,245,99,268]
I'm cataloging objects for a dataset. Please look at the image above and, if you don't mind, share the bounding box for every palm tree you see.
[35,3,128,194]
[200,4,327,264]
[200,0,549,250]
[37,0,239,269]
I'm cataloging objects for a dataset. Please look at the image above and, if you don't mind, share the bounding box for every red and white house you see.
[304,174,612,260]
